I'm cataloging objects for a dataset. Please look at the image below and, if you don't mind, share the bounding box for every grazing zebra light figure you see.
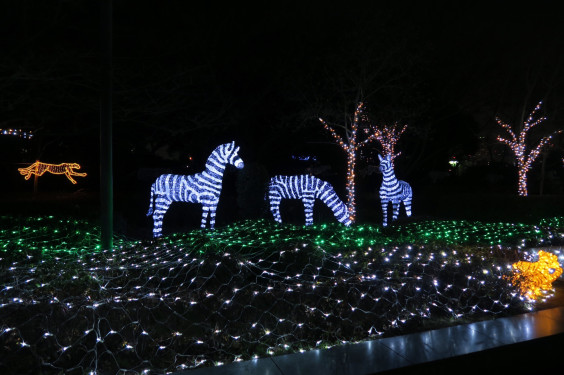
[378,154,412,227]
[268,175,352,226]
[147,141,244,237]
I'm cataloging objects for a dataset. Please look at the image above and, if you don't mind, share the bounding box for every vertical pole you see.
[100,0,113,250]
[539,150,547,196]
[33,160,39,194]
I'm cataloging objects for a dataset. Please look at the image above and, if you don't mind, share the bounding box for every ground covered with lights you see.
[1,216,564,374]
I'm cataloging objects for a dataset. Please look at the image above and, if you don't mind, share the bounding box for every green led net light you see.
[1,216,564,374]
[168,218,559,253]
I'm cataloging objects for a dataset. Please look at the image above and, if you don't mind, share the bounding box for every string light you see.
[18,161,86,184]
[365,123,407,166]
[2,215,564,373]
[147,141,244,237]
[496,101,562,196]
[505,250,563,300]
[268,175,351,226]
[0,128,33,139]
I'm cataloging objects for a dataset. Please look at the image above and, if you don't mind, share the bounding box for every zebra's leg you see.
[201,205,210,229]
[392,201,400,222]
[207,201,219,229]
[152,196,172,237]
[381,200,389,227]
[269,193,283,224]
[403,197,412,217]
[302,197,315,226]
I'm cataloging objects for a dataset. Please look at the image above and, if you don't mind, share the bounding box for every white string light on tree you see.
[496,101,561,197]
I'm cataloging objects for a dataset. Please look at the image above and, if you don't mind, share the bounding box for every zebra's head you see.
[342,215,352,227]
[224,141,244,169]
[378,154,392,173]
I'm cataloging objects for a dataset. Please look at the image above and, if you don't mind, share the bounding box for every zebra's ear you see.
[234,146,240,155]
[378,154,384,162]
[386,154,391,161]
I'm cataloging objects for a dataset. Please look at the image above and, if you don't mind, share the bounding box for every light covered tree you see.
[365,122,407,166]
[319,102,379,223]
[496,101,561,196]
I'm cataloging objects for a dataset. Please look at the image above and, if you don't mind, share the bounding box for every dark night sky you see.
[2,1,564,192]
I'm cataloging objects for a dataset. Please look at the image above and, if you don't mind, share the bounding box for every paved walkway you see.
[178,306,564,375]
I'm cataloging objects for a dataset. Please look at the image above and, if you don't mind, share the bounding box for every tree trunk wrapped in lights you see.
[319,102,379,223]
[496,101,561,197]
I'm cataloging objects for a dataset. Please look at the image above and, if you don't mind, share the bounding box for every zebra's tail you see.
[147,183,155,216]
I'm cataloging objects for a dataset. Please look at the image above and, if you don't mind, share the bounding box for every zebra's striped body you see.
[147,142,244,237]
[268,175,352,226]
[378,154,412,227]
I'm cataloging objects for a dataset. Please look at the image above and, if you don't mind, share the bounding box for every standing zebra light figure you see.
[268,175,352,227]
[147,141,244,237]
[378,154,412,227]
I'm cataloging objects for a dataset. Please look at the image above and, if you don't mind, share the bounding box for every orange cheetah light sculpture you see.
[506,250,562,300]
[18,161,87,184]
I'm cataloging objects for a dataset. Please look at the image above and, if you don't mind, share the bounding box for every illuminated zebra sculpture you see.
[268,175,352,226]
[378,154,412,227]
[147,141,244,237]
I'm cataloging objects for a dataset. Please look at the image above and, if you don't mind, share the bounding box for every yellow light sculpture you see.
[18,161,87,184]
[506,250,563,300]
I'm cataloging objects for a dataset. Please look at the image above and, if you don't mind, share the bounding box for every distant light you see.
[291,155,317,161]
[0,128,34,139]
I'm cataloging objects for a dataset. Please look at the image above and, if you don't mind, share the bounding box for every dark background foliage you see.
[2,1,564,236]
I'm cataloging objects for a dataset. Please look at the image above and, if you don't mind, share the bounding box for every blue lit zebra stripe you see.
[268,175,352,226]
[147,141,244,237]
[378,154,412,227]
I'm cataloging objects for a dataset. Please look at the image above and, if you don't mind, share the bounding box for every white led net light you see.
[0,238,525,374]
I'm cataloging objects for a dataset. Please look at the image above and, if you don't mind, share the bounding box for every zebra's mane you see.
[204,142,234,172]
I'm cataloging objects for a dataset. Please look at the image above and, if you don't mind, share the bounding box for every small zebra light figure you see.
[378,154,412,227]
[268,175,352,226]
[147,141,244,237]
